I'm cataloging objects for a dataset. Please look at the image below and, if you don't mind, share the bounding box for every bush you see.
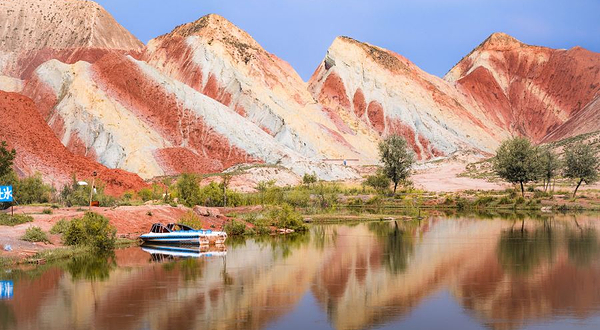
[474,196,495,207]
[15,174,53,204]
[50,218,71,234]
[179,210,203,230]
[224,220,247,236]
[21,226,50,243]
[284,189,310,208]
[364,170,391,194]
[0,214,33,226]
[63,212,116,251]
[269,204,307,232]
[302,173,317,186]
[42,208,52,215]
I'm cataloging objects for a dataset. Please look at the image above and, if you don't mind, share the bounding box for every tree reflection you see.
[497,220,556,275]
[568,218,599,267]
[369,221,415,274]
[66,252,116,281]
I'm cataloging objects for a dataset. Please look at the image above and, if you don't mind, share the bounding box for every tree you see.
[493,137,540,197]
[0,141,16,181]
[538,148,560,192]
[378,135,415,194]
[302,173,317,187]
[221,174,232,207]
[176,173,201,207]
[564,143,598,198]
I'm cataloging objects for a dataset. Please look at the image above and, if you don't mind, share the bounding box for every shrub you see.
[474,196,495,207]
[269,204,307,232]
[137,188,153,202]
[302,173,317,186]
[364,170,391,194]
[179,210,203,230]
[0,214,33,226]
[63,212,116,251]
[284,189,310,208]
[15,174,53,204]
[50,218,71,235]
[42,208,52,215]
[21,226,50,243]
[224,220,247,236]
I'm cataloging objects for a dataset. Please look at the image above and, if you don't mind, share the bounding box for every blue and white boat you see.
[139,223,227,245]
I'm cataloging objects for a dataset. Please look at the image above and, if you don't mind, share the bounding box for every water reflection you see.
[1,213,600,330]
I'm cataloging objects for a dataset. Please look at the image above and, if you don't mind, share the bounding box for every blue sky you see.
[96,0,600,80]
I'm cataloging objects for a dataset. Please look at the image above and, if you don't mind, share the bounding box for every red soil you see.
[91,53,262,174]
[352,88,367,118]
[319,71,351,108]
[0,91,146,195]
[366,101,386,133]
[386,118,441,160]
[154,147,223,176]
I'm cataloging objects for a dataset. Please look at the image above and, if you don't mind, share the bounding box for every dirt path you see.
[412,162,507,192]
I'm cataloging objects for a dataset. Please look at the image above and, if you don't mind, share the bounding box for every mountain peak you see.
[0,0,143,52]
[159,13,260,50]
[478,32,524,51]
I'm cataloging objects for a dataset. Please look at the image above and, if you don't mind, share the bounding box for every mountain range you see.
[0,0,598,192]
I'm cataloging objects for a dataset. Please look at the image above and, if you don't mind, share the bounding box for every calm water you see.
[2,213,600,330]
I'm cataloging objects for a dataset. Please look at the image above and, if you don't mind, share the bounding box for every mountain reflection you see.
[2,214,600,330]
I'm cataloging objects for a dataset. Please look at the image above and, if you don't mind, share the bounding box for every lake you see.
[2,213,600,330]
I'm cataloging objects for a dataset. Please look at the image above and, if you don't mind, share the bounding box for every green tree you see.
[176,173,201,207]
[302,173,317,187]
[63,212,116,252]
[493,137,540,197]
[564,143,598,198]
[0,141,16,180]
[538,148,560,192]
[378,135,415,194]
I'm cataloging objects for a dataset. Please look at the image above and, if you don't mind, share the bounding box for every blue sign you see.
[0,186,13,202]
[0,281,13,299]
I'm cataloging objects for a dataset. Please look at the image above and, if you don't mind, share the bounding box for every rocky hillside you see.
[0,0,598,192]
[446,32,600,142]
[308,37,509,159]
[143,14,379,163]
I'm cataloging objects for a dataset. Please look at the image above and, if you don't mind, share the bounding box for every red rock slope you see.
[541,95,600,142]
[445,32,600,142]
[0,91,146,195]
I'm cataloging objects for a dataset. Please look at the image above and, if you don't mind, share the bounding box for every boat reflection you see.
[141,244,227,262]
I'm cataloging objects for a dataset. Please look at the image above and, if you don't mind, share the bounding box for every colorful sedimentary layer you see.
[445,32,600,142]
[0,91,146,194]
[0,0,598,188]
[143,14,379,163]
[308,37,509,160]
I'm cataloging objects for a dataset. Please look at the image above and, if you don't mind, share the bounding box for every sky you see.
[95,0,600,81]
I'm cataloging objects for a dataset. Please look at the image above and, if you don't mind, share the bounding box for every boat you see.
[139,223,227,245]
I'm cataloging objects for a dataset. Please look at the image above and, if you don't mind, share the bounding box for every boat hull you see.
[139,231,227,245]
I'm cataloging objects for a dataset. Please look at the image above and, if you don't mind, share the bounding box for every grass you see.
[0,213,33,226]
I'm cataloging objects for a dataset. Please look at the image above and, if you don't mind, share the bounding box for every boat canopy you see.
[148,223,199,233]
